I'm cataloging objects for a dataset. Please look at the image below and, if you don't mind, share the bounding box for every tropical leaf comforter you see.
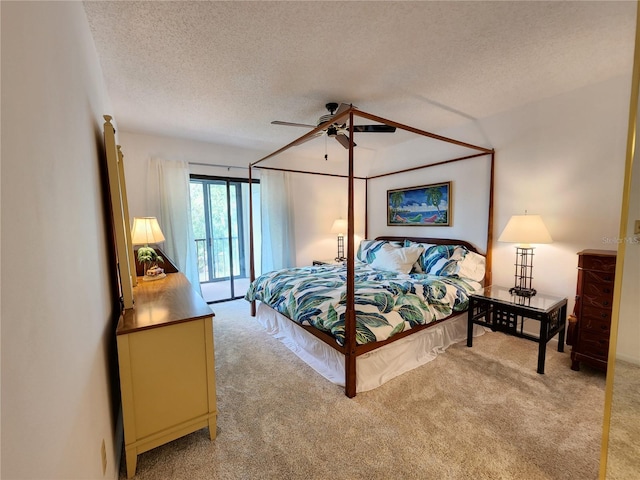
[245,262,482,346]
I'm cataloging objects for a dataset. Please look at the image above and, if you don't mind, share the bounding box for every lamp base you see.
[142,272,166,282]
[509,286,537,297]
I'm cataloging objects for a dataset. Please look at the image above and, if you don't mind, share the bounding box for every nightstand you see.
[467,285,567,374]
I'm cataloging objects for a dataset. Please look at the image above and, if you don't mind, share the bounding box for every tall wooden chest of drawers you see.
[570,249,616,371]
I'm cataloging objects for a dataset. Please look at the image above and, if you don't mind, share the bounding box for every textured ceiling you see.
[83,1,636,157]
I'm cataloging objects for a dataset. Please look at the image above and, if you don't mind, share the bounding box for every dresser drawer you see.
[578,255,616,273]
[580,306,612,333]
[576,331,609,361]
[583,271,615,289]
[581,292,614,310]
[579,316,611,335]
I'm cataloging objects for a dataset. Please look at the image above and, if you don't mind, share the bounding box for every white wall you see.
[471,75,629,317]
[118,131,367,268]
[616,138,640,364]
[289,174,367,266]
[367,154,492,253]
[1,3,120,479]
[117,130,263,220]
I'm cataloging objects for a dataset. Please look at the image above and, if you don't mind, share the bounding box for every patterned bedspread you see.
[245,262,482,346]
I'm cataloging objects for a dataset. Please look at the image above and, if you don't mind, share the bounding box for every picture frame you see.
[387,181,451,226]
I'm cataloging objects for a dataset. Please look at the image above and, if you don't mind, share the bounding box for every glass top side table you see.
[467,285,568,374]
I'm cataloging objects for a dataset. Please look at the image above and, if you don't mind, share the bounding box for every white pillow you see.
[370,244,424,274]
[455,249,486,282]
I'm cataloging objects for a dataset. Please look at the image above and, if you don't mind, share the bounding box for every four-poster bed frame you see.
[247,105,495,397]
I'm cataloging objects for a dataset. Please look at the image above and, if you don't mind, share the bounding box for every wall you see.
[117,130,263,221]
[118,131,367,268]
[1,3,121,479]
[469,75,630,321]
[367,153,492,253]
[289,174,366,266]
[616,144,640,364]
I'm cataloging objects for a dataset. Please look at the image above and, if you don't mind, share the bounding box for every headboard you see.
[375,236,481,254]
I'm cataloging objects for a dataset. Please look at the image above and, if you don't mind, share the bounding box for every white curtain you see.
[147,158,201,294]
[260,169,296,272]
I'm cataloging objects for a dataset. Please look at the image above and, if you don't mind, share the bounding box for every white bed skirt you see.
[255,302,485,392]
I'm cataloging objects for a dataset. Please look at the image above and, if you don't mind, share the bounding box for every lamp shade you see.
[131,217,166,245]
[498,214,552,246]
[331,218,348,235]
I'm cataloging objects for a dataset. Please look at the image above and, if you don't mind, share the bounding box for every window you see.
[190,175,260,303]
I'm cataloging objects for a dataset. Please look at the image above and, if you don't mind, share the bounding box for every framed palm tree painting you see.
[387,182,451,226]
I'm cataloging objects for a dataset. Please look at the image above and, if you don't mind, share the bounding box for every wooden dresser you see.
[116,273,217,478]
[570,249,617,372]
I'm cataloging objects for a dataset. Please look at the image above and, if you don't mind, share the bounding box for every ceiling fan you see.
[271,102,396,149]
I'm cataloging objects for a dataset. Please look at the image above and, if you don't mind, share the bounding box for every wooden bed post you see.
[364,178,369,239]
[345,109,357,398]
[248,164,256,316]
[485,151,495,286]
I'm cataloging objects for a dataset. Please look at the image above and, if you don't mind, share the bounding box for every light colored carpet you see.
[120,299,606,480]
[606,360,640,479]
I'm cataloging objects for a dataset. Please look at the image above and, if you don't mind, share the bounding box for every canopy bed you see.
[246,104,495,397]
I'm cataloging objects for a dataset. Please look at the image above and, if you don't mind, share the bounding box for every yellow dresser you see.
[116,273,216,478]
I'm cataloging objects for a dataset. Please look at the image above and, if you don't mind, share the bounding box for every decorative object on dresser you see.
[330,218,348,261]
[131,216,167,281]
[571,249,617,371]
[498,212,553,297]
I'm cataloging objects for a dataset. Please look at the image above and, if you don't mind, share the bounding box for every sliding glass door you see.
[190,175,260,303]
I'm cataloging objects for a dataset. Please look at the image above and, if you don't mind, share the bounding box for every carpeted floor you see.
[120,299,607,480]
[606,360,640,479]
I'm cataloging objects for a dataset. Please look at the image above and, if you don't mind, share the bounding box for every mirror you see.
[601,5,640,478]
[103,115,135,308]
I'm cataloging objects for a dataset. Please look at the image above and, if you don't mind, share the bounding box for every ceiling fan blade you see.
[271,120,316,128]
[334,133,356,149]
[352,125,396,133]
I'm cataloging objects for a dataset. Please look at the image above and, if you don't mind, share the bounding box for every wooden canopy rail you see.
[247,105,495,397]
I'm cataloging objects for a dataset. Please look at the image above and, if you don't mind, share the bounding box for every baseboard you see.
[615,353,640,366]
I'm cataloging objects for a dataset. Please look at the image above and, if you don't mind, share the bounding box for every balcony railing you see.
[195,237,241,283]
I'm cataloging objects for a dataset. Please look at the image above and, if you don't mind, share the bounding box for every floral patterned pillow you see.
[404,240,468,276]
[422,244,464,276]
[357,239,403,264]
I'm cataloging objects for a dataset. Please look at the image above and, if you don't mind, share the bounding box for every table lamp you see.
[331,218,348,262]
[498,212,552,297]
[131,217,166,280]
